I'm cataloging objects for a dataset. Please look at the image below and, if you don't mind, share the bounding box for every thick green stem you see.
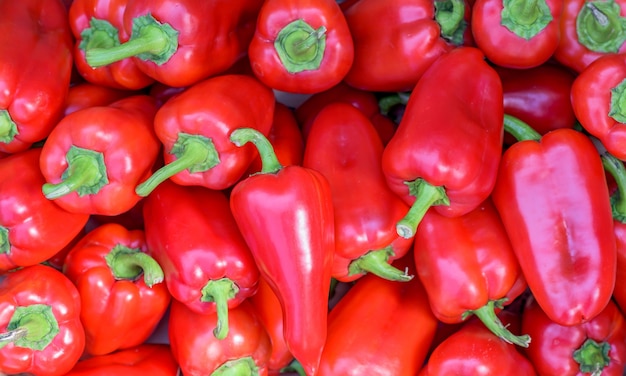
[212,357,259,376]
[86,14,179,67]
[379,92,411,116]
[576,0,626,53]
[230,128,282,174]
[105,244,164,287]
[601,152,626,222]
[503,114,542,142]
[274,19,327,73]
[280,359,306,376]
[348,247,413,281]
[0,226,8,255]
[42,146,108,199]
[435,0,467,45]
[79,17,120,52]
[201,278,239,340]
[135,133,220,197]
[0,304,59,351]
[573,339,611,375]
[466,299,531,348]
[501,0,553,39]
[0,110,18,144]
[609,78,626,123]
[396,178,449,239]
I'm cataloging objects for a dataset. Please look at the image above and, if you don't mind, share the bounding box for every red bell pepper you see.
[522,295,626,375]
[64,82,139,117]
[381,47,504,239]
[62,222,171,356]
[554,0,626,73]
[81,0,264,88]
[471,0,562,68]
[342,0,473,92]
[68,0,155,90]
[414,199,530,347]
[143,180,260,340]
[303,102,414,282]
[0,0,74,154]
[247,0,354,94]
[64,344,179,376]
[229,127,335,376]
[0,148,89,271]
[492,116,616,326]
[39,95,161,216]
[0,264,85,376]
[571,52,626,161]
[135,74,275,197]
[169,299,271,376]
[318,254,437,375]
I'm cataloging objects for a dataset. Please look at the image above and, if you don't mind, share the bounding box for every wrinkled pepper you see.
[229,127,335,376]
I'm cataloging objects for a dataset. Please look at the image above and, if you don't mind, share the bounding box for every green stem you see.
[230,128,282,174]
[274,19,327,73]
[503,114,542,142]
[435,0,467,45]
[573,339,611,375]
[280,359,307,376]
[201,278,239,340]
[41,146,108,199]
[348,247,413,281]
[576,0,626,53]
[79,17,120,52]
[378,92,411,116]
[105,244,164,287]
[212,357,259,376]
[0,304,60,351]
[601,152,626,221]
[0,110,18,144]
[135,133,220,197]
[0,226,8,255]
[609,78,626,123]
[467,300,531,348]
[396,178,449,239]
[501,0,553,39]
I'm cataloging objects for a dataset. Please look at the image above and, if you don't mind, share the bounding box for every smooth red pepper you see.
[571,52,626,161]
[0,149,89,271]
[247,0,354,94]
[303,102,414,282]
[63,222,171,356]
[81,0,264,88]
[492,116,616,326]
[0,264,85,376]
[143,180,260,340]
[135,74,275,197]
[63,82,139,117]
[522,295,626,375]
[381,47,504,239]
[342,0,472,92]
[414,199,530,347]
[0,0,74,154]
[64,344,179,376]
[471,0,562,68]
[39,95,161,216]
[169,299,271,376]
[229,127,335,376]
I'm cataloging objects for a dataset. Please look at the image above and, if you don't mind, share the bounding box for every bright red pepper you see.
[64,82,140,117]
[143,180,260,340]
[169,299,271,376]
[63,222,171,356]
[135,74,275,197]
[342,0,473,92]
[571,52,626,161]
[81,0,264,88]
[414,199,530,347]
[229,127,335,376]
[64,344,179,376]
[0,264,85,376]
[303,102,414,282]
[471,0,562,68]
[0,149,89,271]
[554,0,626,73]
[381,47,504,239]
[0,0,74,154]
[492,117,616,326]
[522,295,626,375]
[247,0,354,94]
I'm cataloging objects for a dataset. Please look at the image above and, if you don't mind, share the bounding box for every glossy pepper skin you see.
[0,0,74,154]
[169,299,271,376]
[303,103,414,283]
[247,0,354,94]
[0,149,89,271]
[492,118,616,326]
[522,295,626,375]
[62,222,171,356]
[0,264,85,376]
[571,52,626,161]
[64,344,179,376]
[229,127,335,376]
[69,0,155,90]
[63,82,139,117]
[342,0,473,92]
[414,200,530,347]
[381,47,504,239]
[82,0,265,88]
[135,74,275,197]
[143,180,260,340]
[39,95,161,216]
[471,0,562,68]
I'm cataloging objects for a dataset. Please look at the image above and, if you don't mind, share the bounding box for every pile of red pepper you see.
[3,0,626,374]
